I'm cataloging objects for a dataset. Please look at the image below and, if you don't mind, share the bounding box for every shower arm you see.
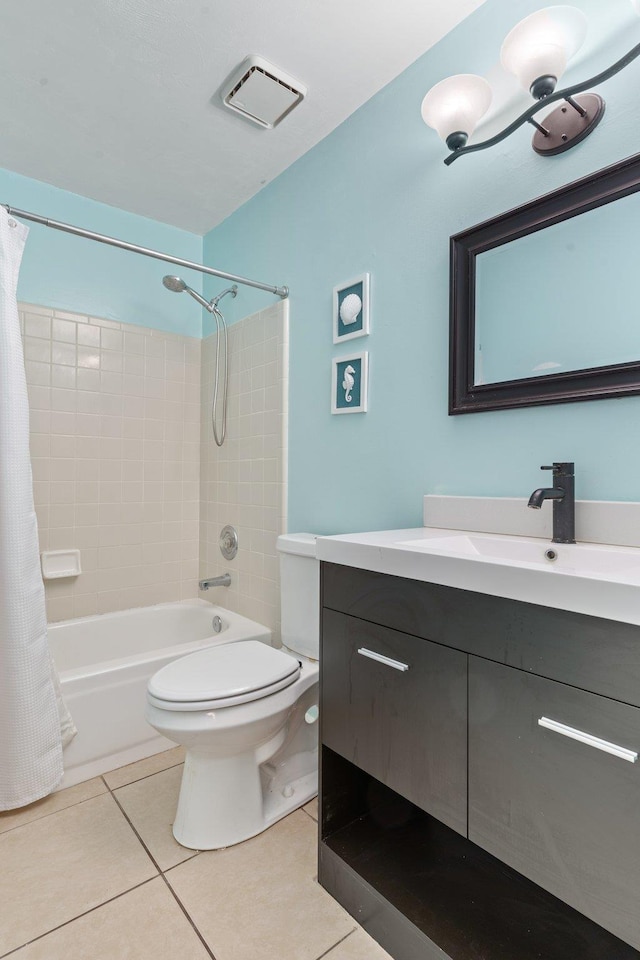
[1,203,289,299]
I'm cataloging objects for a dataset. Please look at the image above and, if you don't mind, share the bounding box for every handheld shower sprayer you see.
[162,275,188,293]
[162,276,238,447]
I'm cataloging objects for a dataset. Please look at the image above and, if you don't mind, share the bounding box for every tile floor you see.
[0,749,391,960]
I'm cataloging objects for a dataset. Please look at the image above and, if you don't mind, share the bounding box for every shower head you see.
[162,275,187,293]
[161,275,212,311]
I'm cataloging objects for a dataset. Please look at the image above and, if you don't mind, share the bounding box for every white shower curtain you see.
[0,208,68,809]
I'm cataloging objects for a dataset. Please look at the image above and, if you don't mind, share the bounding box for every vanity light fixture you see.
[422,4,640,165]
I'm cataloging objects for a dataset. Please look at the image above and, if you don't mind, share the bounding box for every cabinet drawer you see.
[321,609,467,835]
[322,562,640,707]
[469,658,640,950]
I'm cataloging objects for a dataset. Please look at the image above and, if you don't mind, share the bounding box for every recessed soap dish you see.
[41,549,82,580]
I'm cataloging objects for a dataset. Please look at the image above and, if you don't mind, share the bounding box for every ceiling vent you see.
[220,56,307,129]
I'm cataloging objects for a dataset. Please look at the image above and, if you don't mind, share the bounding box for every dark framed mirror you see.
[450,153,640,414]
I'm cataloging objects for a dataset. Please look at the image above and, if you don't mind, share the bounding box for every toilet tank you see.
[277,533,319,660]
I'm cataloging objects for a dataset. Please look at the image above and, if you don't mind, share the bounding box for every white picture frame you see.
[332,351,369,414]
[333,273,370,344]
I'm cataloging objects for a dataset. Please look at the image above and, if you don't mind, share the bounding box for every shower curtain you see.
[0,208,70,809]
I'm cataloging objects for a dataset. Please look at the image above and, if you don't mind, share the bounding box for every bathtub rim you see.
[50,598,272,682]
[53,598,272,791]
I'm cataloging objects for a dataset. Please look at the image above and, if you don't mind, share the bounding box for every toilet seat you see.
[147,640,301,712]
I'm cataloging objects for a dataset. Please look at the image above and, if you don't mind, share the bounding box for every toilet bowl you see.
[145,533,320,850]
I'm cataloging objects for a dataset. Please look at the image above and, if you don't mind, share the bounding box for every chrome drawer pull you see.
[538,717,638,763]
[357,648,410,672]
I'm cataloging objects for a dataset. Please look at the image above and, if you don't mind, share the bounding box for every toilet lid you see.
[147,640,300,707]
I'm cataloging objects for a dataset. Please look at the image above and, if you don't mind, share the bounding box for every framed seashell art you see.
[332,351,369,414]
[333,273,370,343]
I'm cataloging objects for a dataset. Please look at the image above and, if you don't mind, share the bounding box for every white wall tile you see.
[20,303,201,622]
[199,300,288,642]
[22,300,287,634]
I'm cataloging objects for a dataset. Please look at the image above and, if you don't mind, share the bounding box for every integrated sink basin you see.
[316,524,640,627]
[395,532,640,579]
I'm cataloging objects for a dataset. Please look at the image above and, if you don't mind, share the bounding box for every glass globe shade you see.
[501,5,587,93]
[421,74,492,143]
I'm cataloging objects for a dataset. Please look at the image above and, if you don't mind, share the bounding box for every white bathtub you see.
[49,599,271,789]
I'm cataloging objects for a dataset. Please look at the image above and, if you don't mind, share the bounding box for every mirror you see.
[450,153,640,413]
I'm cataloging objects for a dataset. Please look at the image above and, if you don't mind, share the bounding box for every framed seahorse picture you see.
[331,352,368,414]
[333,273,370,344]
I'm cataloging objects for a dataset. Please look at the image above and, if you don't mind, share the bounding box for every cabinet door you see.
[321,609,467,836]
[469,657,640,950]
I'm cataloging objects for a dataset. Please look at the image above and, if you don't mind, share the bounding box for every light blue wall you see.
[1,167,203,337]
[203,0,640,535]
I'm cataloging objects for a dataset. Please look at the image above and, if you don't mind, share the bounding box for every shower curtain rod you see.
[1,203,289,299]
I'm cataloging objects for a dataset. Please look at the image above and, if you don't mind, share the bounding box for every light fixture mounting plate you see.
[532,93,605,156]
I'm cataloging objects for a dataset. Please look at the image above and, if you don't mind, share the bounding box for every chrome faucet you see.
[528,462,576,544]
[198,573,232,590]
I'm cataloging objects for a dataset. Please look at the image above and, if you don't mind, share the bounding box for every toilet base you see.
[173,745,318,850]
[145,653,320,850]
[261,758,318,831]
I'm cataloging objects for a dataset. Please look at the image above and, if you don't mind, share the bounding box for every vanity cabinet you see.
[322,609,467,835]
[319,562,640,960]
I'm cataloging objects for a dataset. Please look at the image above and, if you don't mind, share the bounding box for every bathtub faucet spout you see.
[199,573,232,591]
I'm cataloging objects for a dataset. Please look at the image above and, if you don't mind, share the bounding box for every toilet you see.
[144,533,319,850]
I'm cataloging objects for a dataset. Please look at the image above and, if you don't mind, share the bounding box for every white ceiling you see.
[0,0,486,234]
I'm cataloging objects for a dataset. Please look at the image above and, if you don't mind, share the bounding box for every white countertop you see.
[316,527,640,628]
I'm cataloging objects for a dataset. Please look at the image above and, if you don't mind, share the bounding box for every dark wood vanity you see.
[319,562,640,960]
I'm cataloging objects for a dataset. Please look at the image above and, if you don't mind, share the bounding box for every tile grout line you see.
[4,765,329,960]
[312,929,359,960]
[159,873,219,960]
[102,757,185,791]
[0,773,184,952]
[105,779,218,960]
[0,787,111,837]
[0,877,158,960]
[2,770,210,958]
[106,780,175,875]
[0,761,185,841]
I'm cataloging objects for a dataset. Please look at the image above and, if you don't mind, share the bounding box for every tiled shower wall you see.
[199,301,288,640]
[20,303,201,621]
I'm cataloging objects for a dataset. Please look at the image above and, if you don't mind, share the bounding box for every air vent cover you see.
[221,55,306,129]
